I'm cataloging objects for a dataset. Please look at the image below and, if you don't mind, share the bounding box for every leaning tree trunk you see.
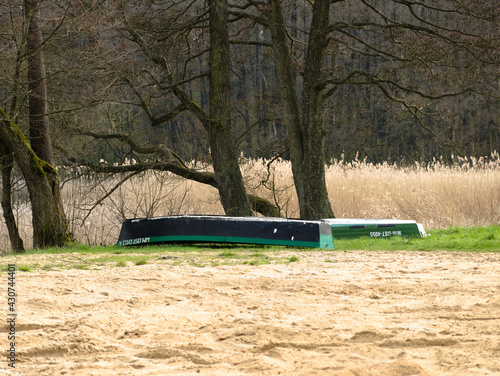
[267,0,334,219]
[0,144,25,252]
[208,0,252,216]
[0,110,68,249]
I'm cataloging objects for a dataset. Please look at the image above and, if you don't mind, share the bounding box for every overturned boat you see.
[117,215,334,249]
[323,218,426,239]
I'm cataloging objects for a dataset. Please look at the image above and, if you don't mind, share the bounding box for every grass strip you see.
[1,226,498,272]
[335,225,500,252]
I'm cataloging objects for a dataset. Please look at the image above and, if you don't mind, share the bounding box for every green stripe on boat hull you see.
[117,216,334,249]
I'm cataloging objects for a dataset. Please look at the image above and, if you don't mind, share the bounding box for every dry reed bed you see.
[0,153,498,252]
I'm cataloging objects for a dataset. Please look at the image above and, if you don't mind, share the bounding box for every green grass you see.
[1,226,498,272]
[335,225,500,252]
[0,264,32,272]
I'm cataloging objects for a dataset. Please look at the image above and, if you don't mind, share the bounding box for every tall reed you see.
[0,152,498,253]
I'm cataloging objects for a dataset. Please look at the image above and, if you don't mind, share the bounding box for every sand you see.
[2,250,500,375]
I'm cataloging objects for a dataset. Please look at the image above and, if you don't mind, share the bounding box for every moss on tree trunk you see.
[1,109,69,249]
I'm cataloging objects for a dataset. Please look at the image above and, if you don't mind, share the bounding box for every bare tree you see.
[229,0,499,219]
[61,0,276,217]
[0,1,25,252]
[0,107,69,248]
[0,0,69,249]
[265,0,334,219]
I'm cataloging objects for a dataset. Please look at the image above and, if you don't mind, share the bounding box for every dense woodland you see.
[0,0,499,249]
[2,0,499,162]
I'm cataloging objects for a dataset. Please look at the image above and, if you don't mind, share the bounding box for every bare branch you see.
[81,169,143,224]
[68,158,280,217]
[235,117,282,143]
[229,39,272,47]
[121,16,211,130]
[228,10,269,27]
[322,70,473,100]
[125,77,189,126]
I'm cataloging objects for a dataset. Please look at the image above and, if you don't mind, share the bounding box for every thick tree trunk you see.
[299,0,334,219]
[0,111,68,249]
[266,0,306,208]
[208,0,252,216]
[0,145,25,253]
[24,0,53,164]
[267,0,334,219]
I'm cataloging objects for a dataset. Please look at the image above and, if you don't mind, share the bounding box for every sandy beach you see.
[2,250,500,375]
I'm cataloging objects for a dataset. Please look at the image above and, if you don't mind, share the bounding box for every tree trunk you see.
[0,145,25,253]
[208,0,252,216]
[267,0,334,219]
[299,0,334,219]
[0,110,68,249]
[8,0,68,248]
[24,0,54,164]
[267,0,305,207]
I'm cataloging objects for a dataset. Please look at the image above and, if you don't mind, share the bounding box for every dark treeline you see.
[2,0,497,166]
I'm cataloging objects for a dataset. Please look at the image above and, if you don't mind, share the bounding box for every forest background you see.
[0,0,499,251]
